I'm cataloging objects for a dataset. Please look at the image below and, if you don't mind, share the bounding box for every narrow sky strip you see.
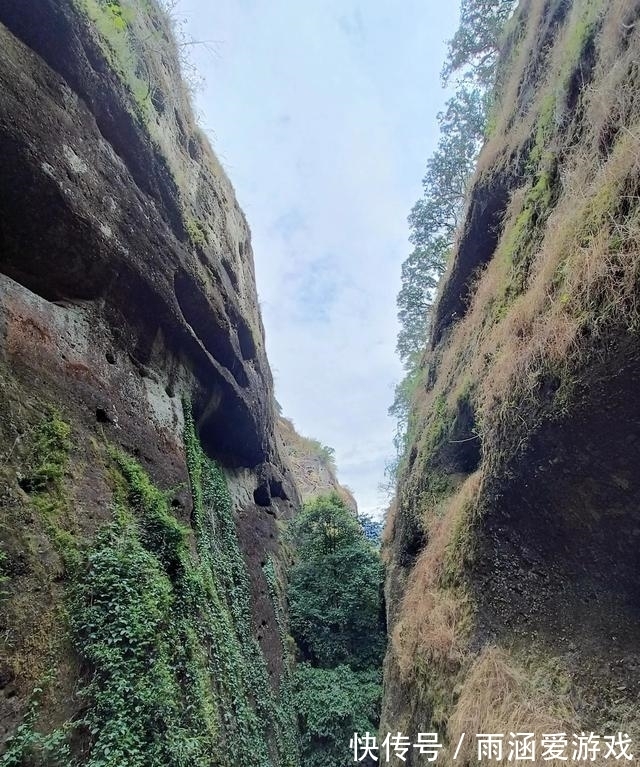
[178,0,461,517]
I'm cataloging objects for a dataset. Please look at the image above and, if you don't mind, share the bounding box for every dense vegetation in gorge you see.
[383,0,640,764]
[287,495,386,767]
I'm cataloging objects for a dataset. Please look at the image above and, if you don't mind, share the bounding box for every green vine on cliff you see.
[182,403,299,767]
[65,446,218,767]
[0,684,73,767]
[3,405,299,767]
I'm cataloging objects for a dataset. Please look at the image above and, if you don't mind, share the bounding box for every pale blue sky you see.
[176,1,461,517]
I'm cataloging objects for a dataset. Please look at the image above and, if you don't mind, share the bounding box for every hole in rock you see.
[150,87,165,115]
[95,408,110,424]
[236,316,256,362]
[432,172,513,346]
[269,478,288,501]
[439,396,481,475]
[222,256,239,291]
[397,512,426,568]
[188,135,201,160]
[253,483,271,507]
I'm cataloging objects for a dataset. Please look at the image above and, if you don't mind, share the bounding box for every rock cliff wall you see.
[0,2,301,764]
[276,417,358,514]
[383,0,640,762]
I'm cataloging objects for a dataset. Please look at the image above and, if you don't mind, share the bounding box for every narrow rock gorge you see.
[2,1,640,766]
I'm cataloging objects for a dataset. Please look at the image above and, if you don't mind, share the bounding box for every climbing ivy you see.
[182,404,299,767]
[0,685,73,767]
[262,554,300,766]
[3,405,299,767]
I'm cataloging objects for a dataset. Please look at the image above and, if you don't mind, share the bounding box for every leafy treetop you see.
[288,493,385,671]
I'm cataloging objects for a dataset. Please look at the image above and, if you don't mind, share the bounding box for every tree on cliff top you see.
[390,0,517,467]
[442,0,517,88]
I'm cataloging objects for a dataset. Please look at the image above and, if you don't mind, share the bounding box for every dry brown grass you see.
[597,0,640,73]
[447,646,578,767]
[392,473,481,679]
[381,497,398,554]
[421,107,640,472]
[482,126,639,413]
[479,0,548,173]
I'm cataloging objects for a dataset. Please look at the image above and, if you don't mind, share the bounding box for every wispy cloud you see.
[338,7,366,43]
[270,208,306,240]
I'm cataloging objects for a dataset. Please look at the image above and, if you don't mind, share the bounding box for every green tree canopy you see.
[288,494,385,670]
[390,0,517,475]
[397,61,492,370]
[442,0,517,88]
[293,665,381,767]
[287,495,386,767]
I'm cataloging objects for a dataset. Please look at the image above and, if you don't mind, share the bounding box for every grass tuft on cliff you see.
[384,0,640,757]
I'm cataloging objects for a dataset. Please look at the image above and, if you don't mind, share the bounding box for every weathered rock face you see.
[0,0,283,469]
[383,0,640,762]
[277,417,358,514]
[0,0,300,761]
